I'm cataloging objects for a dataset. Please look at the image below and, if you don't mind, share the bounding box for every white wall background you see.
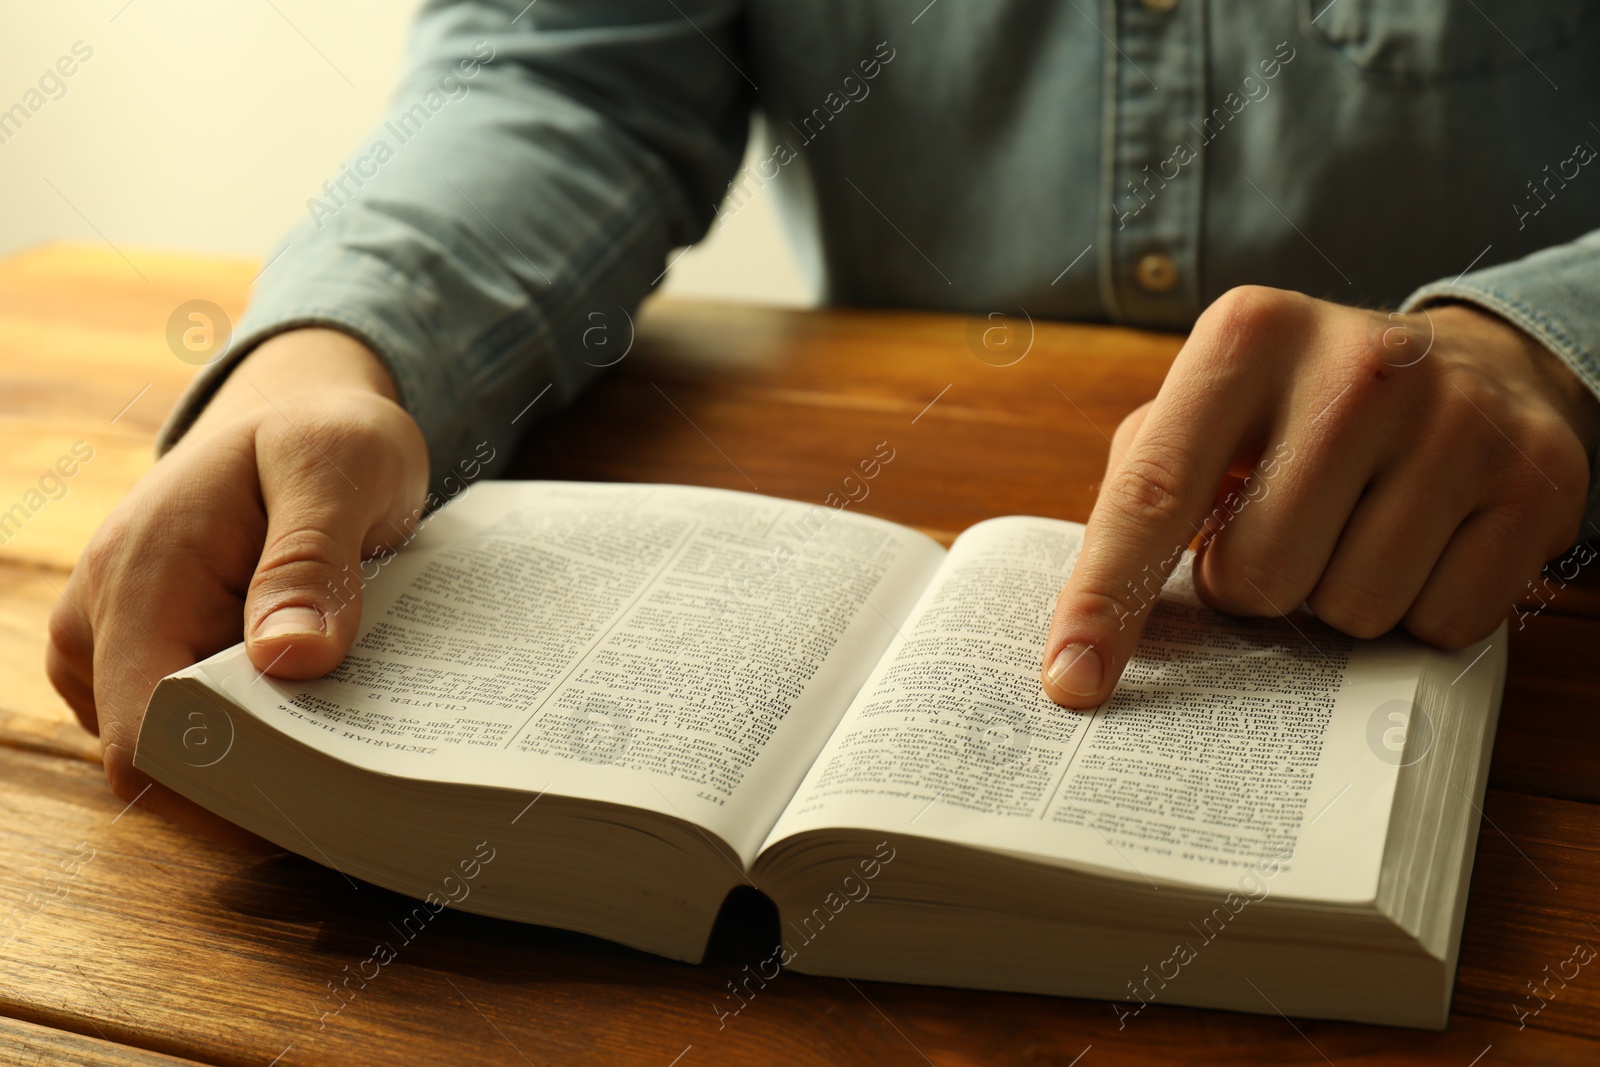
[0,0,812,305]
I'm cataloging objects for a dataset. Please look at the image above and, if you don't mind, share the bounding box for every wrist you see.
[192,328,400,438]
[1431,303,1600,460]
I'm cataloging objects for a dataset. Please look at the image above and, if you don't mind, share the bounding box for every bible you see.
[135,480,1505,1029]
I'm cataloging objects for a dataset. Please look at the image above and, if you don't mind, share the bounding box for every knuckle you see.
[1405,615,1486,651]
[1542,499,1586,561]
[1206,285,1297,335]
[46,598,89,662]
[44,644,75,693]
[324,403,397,451]
[102,745,145,805]
[1195,286,1300,367]
[1065,583,1156,636]
[259,399,426,514]
[1309,579,1405,639]
[1102,449,1195,527]
[1404,600,1502,650]
[1523,418,1587,489]
[1489,420,1585,519]
[44,643,91,717]
[1369,309,1434,369]
[1200,547,1312,616]
[262,398,403,470]
[253,525,349,591]
[1325,315,1440,420]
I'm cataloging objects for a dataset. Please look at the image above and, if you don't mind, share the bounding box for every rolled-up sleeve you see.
[156,0,751,494]
[1401,229,1600,536]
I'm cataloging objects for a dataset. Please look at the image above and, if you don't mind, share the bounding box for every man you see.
[46,1,1600,843]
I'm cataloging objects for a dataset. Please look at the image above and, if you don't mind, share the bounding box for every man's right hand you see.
[46,328,430,847]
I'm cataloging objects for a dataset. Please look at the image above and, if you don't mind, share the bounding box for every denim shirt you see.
[159,0,1600,523]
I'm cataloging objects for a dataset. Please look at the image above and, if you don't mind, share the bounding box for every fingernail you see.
[254,606,325,640]
[1047,643,1102,698]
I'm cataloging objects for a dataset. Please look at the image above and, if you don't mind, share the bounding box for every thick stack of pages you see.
[138,481,1504,1028]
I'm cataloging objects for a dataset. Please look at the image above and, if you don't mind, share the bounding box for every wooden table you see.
[2,243,1598,1066]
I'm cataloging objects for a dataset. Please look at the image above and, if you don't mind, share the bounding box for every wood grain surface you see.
[1,243,1597,1066]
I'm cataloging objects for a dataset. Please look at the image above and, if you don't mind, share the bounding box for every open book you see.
[136,482,1505,1029]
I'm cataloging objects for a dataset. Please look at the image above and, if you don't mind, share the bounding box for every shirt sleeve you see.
[156,0,751,496]
[1400,228,1600,540]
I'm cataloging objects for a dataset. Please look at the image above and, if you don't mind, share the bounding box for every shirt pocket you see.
[1302,0,1598,82]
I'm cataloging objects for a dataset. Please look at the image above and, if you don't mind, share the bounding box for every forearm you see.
[161,0,751,492]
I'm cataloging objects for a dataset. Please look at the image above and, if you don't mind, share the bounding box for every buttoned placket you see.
[1097,0,1205,329]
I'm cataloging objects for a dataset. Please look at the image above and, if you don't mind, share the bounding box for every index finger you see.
[72,559,278,852]
[96,631,276,853]
[1041,332,1272,708]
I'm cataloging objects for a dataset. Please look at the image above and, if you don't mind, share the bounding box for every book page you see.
[183,482,945,864]
[762,516,1417,902]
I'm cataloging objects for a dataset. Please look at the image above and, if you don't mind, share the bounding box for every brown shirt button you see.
[1135,252,1178,293]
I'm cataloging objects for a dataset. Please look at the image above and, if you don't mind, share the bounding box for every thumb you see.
[244,484,380,680]
[244,412,424,679]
